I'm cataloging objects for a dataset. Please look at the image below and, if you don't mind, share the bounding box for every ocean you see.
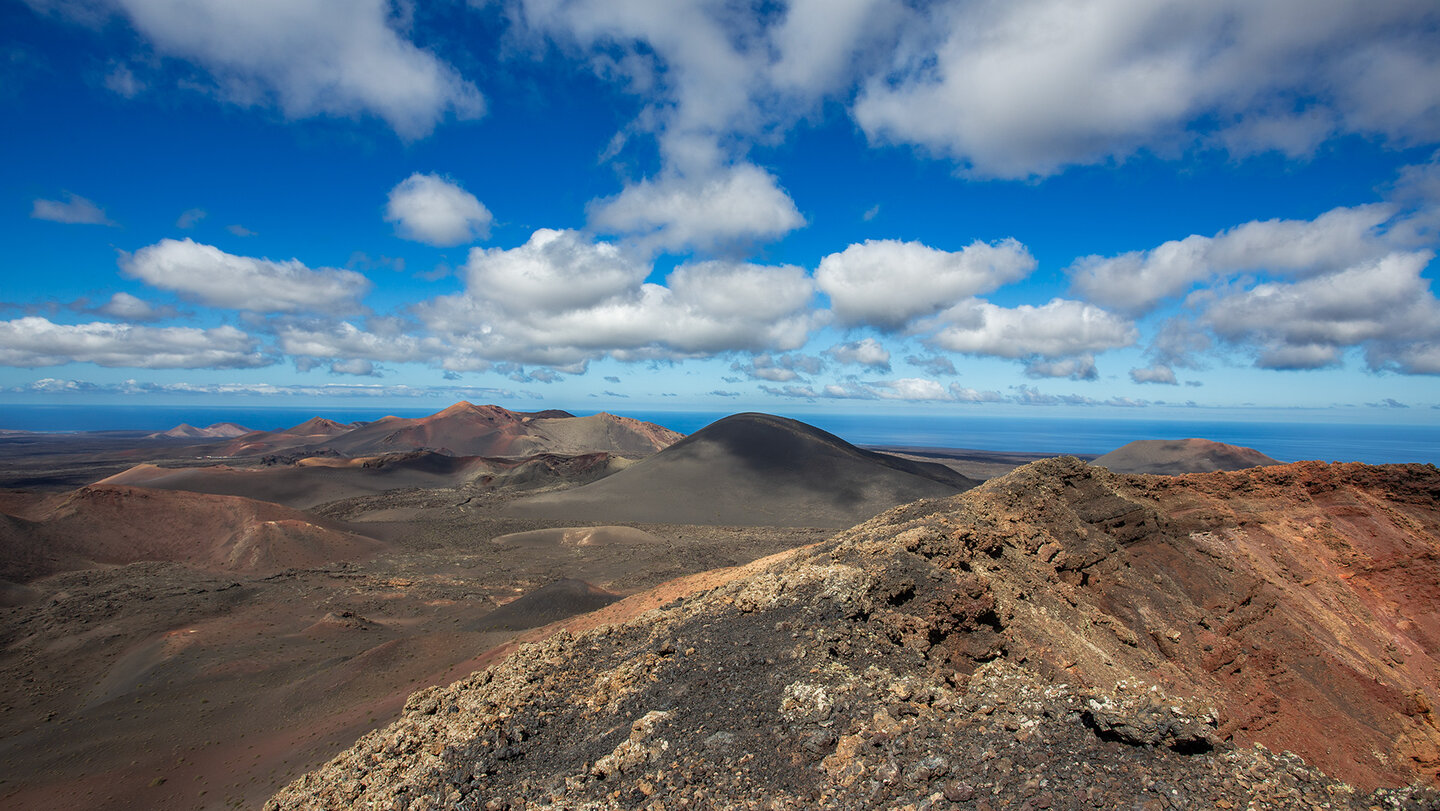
[0,403,1436,466]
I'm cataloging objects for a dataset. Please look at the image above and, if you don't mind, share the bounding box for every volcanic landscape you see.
[1,402,1437,810]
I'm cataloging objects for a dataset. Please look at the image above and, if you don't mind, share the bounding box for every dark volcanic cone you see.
[471,579,622,632]
[508,412,980,527]
[1093,437,1281,474]
[272,458,1440,810]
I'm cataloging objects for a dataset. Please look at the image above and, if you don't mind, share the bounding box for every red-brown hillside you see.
[214,403,680,459]
[0,485,383,580]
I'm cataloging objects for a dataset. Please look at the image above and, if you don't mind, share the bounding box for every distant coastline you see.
[1,403,1436,466]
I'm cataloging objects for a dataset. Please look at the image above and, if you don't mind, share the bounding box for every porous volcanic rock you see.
[269,458,1440,809]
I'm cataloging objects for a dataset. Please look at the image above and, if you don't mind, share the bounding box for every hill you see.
[218,417,355,456]
[508,412,981,527]
[272,458,1440,809]
[1093,437,1281,474]
[145,422,252,440]
[0,485,383,580]
[216,403,680,459]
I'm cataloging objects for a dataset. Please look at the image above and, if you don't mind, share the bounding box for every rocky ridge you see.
[269,458,1440,810]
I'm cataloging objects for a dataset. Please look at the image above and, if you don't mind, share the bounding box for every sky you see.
[3,0,1440,424]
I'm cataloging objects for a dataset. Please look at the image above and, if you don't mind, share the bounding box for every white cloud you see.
[7,378,531,400]
[929,298,1137,359]
[385,173,492,247]
[852,0,1440,179]
[1024,355,1098,381]
[328,358,378,376]
[0,316,268,368]
[175,207,206,228]
[98,0,483,138]
[1069,204,1396,312]
[122,238,371,314]
[732,353,825,382]
[1200,250,1440,373]
[763,377,1005,403]
[905,355,957,376]
[419,230,818,367]
[274,320,442,364]
[825,338,891,370]
[588,163,805,251]
[31,192,116,225]
[458,229,648,315]
[104,63,144,97]
[95,292,171,322]
[816,238,1035,329]
[1130,364,1178,385]
[949,384,1006,403]
[769,0,901,96]
[874,377,951,401]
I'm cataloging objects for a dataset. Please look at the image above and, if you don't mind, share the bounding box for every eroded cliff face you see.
[269,459,1440,810]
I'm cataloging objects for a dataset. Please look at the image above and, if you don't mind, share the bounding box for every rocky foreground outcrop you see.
[269,458,1440,810]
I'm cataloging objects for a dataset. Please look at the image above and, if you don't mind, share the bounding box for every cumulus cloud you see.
[1069,204,1396,313]
[1024,355,1098,381]
[0,316,268,368]
[824,338,891,370]
[1130,364,1178,385]
[763,377,1006,403]
[418,230,817,367]
[853,0,1440,178]
[905,355,957,376]
[816,238,1036,329]
[31,192,116,225]
[94,292,175,322]
[588,163,805,251]
[385,173,492,247]
[1200,250,1440,373]
[457,229,649,314]
[7,378,531,400]
[122,238,371,314]
[81,0,483,138]
[928,298,1137,360]
[274,319,442,366]
[328,358,377,376]
[732,353,824,382]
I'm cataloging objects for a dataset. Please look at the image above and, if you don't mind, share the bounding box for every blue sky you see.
[3,0,1440,423]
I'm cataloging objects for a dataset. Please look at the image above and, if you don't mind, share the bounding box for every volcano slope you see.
[272,458,1440,810]
[509,412,979,527]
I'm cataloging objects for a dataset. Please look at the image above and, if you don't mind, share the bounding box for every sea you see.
[0,403,1437,466]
